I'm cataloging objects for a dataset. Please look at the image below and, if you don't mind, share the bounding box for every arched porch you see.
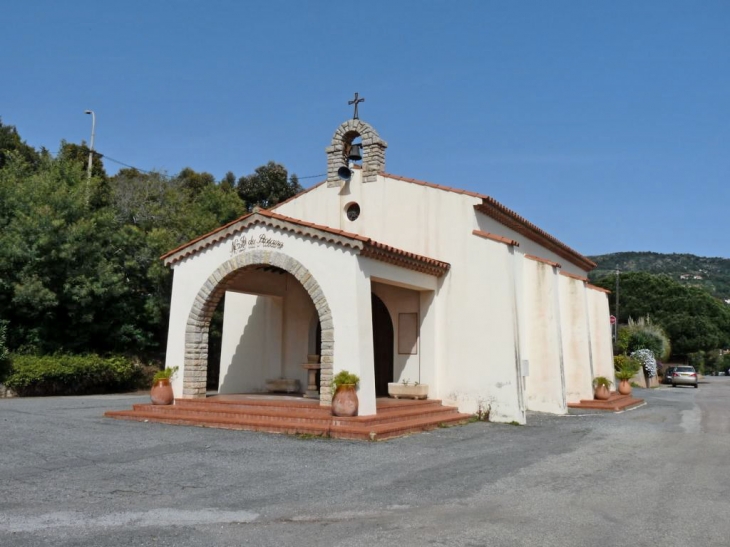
[181,251,335,405]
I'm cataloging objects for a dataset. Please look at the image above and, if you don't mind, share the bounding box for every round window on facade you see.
[346,202,361,221]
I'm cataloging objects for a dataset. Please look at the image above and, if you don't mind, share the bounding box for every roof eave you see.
[474,202,596,272]
[161,210,450,278]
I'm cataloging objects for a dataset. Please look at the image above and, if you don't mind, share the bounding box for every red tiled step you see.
[129,401,461,428]
[105,409,336,437]
[339,405,463,426]
[567,391,645,412]
[133,405,332,423]
[172,396,444,413]
[104,397,472,441]
[104,409,471,441]
[174,398,325,413]
[332,413,472,441]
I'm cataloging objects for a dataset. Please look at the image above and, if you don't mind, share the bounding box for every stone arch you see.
[326,119,388,187]
[183,250,335,405]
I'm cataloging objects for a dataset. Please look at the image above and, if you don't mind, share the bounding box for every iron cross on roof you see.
[348,93,365,120]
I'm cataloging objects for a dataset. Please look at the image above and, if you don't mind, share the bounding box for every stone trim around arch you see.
[182,250,335,405]
[326,119,388,187]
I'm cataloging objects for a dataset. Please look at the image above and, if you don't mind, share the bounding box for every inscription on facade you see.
[231,234,284,255]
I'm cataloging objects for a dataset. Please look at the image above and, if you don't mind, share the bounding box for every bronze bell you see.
[347,143,362,161]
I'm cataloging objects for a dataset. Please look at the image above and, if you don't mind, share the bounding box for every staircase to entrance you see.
[567,391,645,412]
[105,395,471,441]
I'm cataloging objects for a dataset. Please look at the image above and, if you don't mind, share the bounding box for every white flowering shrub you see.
[631,348,657,378]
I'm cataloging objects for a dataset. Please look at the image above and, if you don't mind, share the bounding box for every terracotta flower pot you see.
[150,379,174,405]
[332,384,358,417]
[594,384,610,400]
[617,379,632,396]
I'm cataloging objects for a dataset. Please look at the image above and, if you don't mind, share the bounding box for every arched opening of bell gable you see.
[342,130,364,166]
[326,119,387,187]
[183,253,334,405]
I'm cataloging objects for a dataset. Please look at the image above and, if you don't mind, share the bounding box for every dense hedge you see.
[0,322,9,381]
[2,354,148,396]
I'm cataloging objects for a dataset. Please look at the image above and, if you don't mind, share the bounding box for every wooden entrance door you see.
[371,294,394,397]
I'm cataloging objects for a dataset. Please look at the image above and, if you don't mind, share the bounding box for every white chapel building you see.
[161,117,614,424]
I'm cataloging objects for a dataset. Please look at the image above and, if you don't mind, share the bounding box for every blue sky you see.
[3,1,729,258]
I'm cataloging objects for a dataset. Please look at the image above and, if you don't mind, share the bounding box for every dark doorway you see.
[371,293,394,397]
[206,300,224,391]
[315,321,322,391]
[315,321,322,357]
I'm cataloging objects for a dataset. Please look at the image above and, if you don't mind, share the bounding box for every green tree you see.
[58,141,107,180]
[107,167,245,350]
[236,161,303,211]
[595,272,730,358]
[220,171,236,192]
[0,151,160,352]
[589,251,730,301]
[0,120,266,359]
[177,167,215,196]
[0,118,40,170]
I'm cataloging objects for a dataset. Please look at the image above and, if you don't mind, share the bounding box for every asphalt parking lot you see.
[2,380,730,546]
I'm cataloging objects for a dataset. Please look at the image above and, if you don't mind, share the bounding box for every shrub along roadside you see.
[0,322,10,380]
[2,354,154,397]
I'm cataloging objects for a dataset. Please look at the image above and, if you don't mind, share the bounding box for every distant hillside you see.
[588,252,730,302]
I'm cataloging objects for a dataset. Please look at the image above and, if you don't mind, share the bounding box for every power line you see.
[98,151,325,181]
[100,154,157,175]
[297,173,327,180]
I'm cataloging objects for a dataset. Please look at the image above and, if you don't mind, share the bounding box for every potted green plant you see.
[387,379,429,400]
[331,370,360,417]
[614,355,641,395]
[614,368,635,396]
[151,366,178,405]
[592,376,612,400]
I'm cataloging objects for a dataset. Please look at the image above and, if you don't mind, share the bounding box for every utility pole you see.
[615,264,620,340]
[84,110,96,200]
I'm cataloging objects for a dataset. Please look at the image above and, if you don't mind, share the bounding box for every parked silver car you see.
[671,366,698,388]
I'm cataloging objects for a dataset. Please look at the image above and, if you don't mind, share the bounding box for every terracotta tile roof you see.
[472,230,520,247]
[586,283,612,294]
[381,171,488,200]
[161,209,450,278]
[559,271,589,283]
[525,254,562,269]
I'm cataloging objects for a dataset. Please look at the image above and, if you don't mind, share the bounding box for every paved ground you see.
[1,379,729,546]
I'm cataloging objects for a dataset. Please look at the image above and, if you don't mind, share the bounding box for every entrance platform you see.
[105,394,471,441]
[567,391,645,412]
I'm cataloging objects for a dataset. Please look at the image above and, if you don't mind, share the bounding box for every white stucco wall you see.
[522,259,566,414]
[437,239,524,423]
[218,292,282,394]
[215,271,319,395]
[280,279,319,386]
[224,270,319,391]
[560,275,594,403]
[587,287,614,382]
[165,225,380,415]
